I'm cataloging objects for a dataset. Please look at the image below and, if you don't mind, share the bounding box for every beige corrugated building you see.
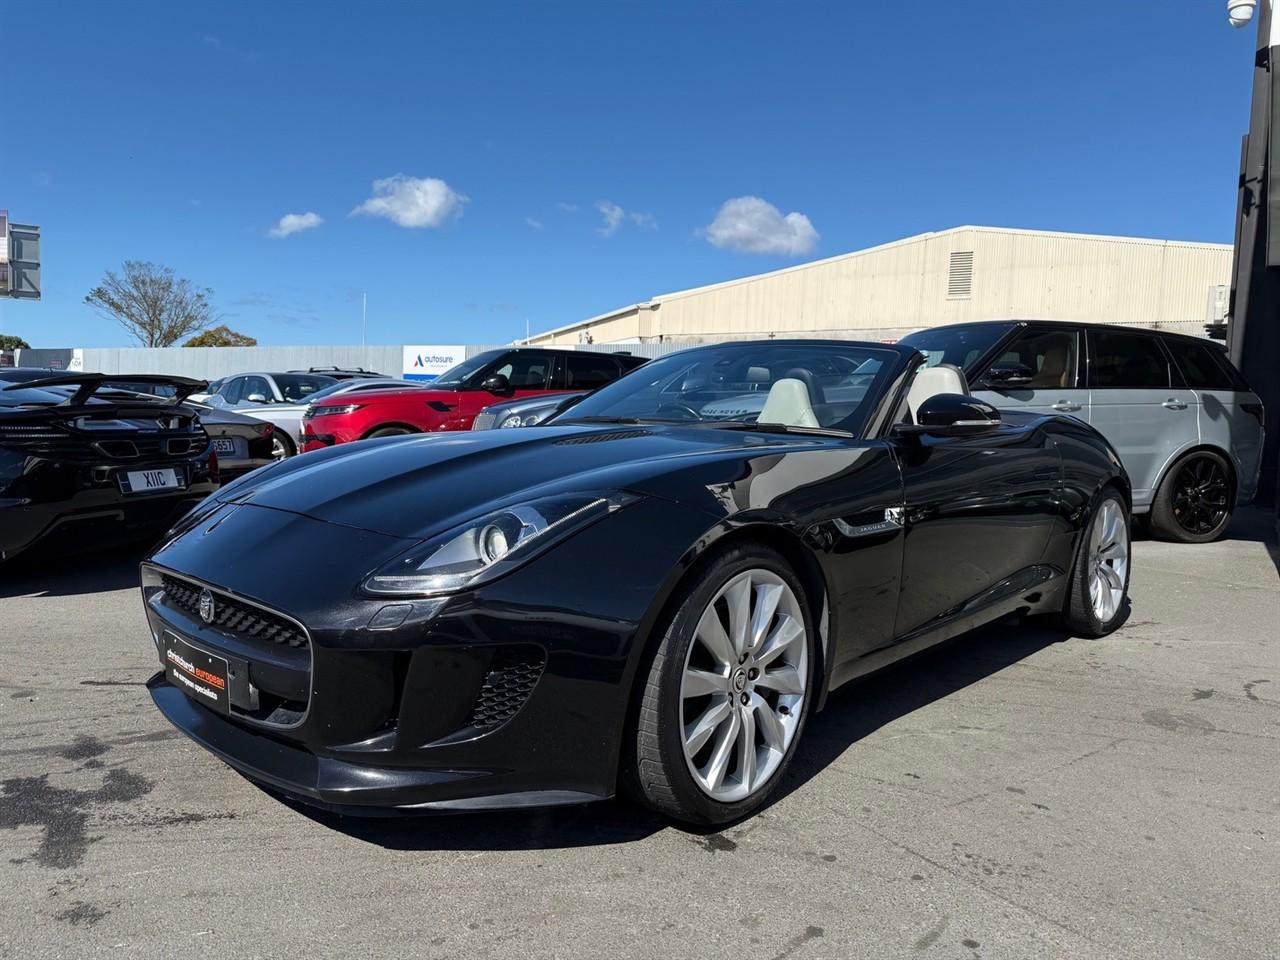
[524,226,1232,345]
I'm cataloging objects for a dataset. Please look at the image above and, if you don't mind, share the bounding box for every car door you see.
[970,324,1087,420]
[891,418,1061,641]
[1085,328,1198,509]
[239,375,275,406]
[453,351,558,423]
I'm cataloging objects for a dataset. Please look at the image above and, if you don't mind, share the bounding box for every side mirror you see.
[245,393,268,404]
[899,394,1001,437]
[481,374,510,394]
[978,362,1034,389]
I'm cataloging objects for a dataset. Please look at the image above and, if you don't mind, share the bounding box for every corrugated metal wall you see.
[15,342,685,380]
[529,227,1233,345]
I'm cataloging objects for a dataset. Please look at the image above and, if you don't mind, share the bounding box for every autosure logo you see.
[403,344,464,382]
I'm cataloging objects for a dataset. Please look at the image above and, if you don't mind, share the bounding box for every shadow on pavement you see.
[0,543,148,599]
[1223,506,1280,580]
[277,615,1073,850]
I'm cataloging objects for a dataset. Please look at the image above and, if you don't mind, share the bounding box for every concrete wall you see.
[526,226,1233,345]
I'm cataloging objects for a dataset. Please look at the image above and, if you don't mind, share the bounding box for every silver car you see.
[899,321,1264,543]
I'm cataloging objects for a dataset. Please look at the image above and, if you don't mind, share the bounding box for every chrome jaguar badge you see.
[198,588,215,624]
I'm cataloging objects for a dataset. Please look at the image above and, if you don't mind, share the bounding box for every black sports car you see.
[141,340,1131,824]
[1,374,219,562]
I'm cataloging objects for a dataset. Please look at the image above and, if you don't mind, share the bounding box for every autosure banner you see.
[402,345,465,382]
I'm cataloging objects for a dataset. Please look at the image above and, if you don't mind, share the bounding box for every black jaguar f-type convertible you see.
[141,339,1131,824]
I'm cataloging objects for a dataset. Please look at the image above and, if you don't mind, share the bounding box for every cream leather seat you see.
[905,364,969,421]
[759,378,820,428]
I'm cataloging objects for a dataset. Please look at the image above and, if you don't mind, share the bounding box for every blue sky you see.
[0,0,1260,348]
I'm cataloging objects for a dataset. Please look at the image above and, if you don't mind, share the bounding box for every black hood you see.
[216,423,825,540]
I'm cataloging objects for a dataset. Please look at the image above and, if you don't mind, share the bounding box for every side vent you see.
[554,429,651,445]
[947,250,974,300]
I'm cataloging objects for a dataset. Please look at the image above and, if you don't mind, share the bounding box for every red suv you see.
[301,347,646,451]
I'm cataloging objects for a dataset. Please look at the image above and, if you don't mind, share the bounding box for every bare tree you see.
[84,261,216,347]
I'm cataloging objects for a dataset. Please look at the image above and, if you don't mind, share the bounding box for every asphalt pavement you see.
[2,512,1278,960]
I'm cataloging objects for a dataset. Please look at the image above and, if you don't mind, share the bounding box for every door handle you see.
[1162,399,1188,410]
[1051,401,1082,412]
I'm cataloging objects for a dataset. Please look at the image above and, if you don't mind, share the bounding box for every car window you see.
[1088,330,1170,389]
[241,376,274,402]
[565,354,619,389]
[989,328,1079,389]
[221,377,244,403]
[1162,337,1235,390]
[494,353,552,389]
[273,374,332,401]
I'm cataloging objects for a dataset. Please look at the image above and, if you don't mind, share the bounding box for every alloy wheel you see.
[1087,498,1129,623]
[1170,457,1229,535]
[271,436,291,460]
[679,568,807,803]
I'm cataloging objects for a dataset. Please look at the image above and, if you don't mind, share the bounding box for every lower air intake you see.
[467,646,546,730]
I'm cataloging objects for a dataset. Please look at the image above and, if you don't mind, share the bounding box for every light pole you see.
[1226,0,1280,518]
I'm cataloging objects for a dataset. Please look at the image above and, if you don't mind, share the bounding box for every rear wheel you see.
[1149,451,1232,543]
[1061,488,1130,637]
[630,544,815,825]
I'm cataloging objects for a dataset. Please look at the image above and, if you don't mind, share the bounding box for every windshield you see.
[898,324,1012,375]
[431,351,505,389]
[556,342,897,434]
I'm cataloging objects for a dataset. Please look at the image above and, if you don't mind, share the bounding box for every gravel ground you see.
[1,510,1277,960]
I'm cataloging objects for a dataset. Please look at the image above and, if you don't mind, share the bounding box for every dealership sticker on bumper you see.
[164,634,230,713]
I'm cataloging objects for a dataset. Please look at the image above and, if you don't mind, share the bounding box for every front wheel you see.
[1061,488,1131,637]
[270,433,295,460]
[630,544,815,825]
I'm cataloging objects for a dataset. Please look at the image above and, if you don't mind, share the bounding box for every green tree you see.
[0,334,31,350]
[184,325,257,347]
[84,261,216,347]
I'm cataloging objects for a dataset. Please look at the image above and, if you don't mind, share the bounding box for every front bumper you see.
[142,497,713,811]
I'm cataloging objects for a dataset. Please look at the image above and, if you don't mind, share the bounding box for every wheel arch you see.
[360,422,422,440]
[1151,443,1238,512]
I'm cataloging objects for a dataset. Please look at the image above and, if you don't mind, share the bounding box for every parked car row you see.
[1,326,1262,565]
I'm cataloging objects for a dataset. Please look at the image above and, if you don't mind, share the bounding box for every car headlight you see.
[499,412,548,428]
[308,403,364,418]
[362,491,638,596]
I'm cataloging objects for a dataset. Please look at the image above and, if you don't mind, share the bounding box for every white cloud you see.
[267,211,324,238]
[557,202,580,213]
[596,200,625,237]
[595,200,655,237]
[703,196,818,256]
[525,217,544,231]
[351,175,467,228]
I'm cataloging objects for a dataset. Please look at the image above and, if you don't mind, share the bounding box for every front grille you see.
[467,646,545,730]
[161,575,308,649]
[554,429,651,445]
[471,411,497,431]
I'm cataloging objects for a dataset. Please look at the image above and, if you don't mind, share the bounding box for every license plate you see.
[122,468,183,494]
[212,438,236,455]
[163,634,230,714]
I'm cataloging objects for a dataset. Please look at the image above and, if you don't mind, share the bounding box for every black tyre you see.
[630,543,816,825]
[1061,487,1131,637]
[1149,451,1233,543]
[366,426,413,439]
